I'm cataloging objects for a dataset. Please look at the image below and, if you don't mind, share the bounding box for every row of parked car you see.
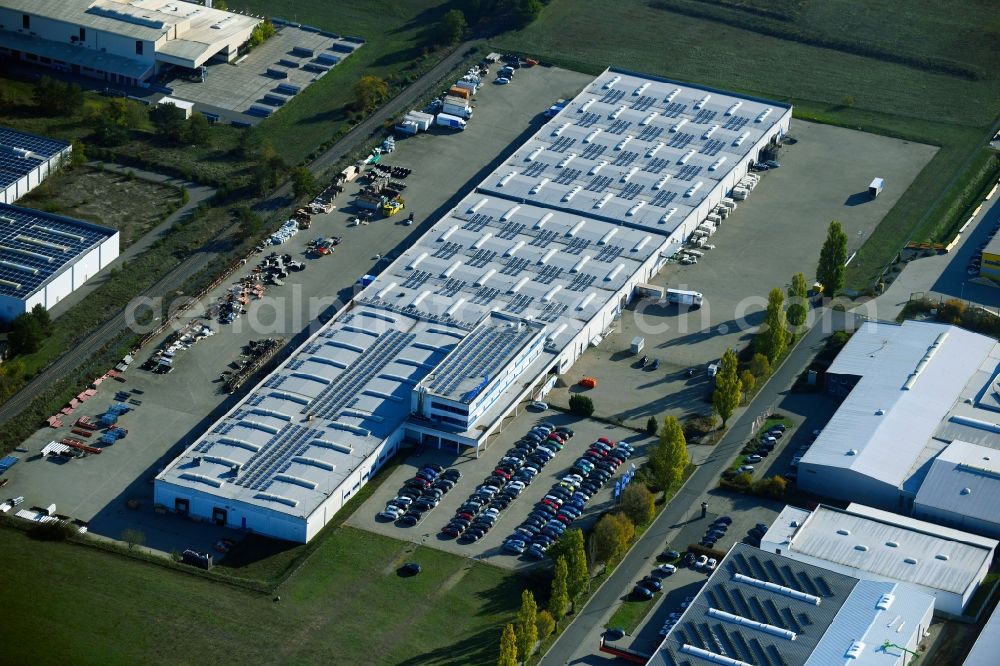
[380,464,462,526]
[659,594,699,635]
[504,437,635,560]
[697,514,733,551]
[441,422,572,544]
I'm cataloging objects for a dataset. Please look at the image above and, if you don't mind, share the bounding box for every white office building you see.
[0,0,259,85]
[156,68,793,542]
[761,503,997,616]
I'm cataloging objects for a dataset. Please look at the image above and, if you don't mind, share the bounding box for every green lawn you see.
[229,0,456,165]
[607,593,659,633]
[494,0,1000,290]
[0,525,521,665]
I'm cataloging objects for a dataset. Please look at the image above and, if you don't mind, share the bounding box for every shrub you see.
[568,394,594,417]
[536,609,556,638]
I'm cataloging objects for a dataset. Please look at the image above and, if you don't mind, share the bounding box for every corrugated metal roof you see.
[914,440,1000,526]
[801,321,999,488]
[963,597,1000,665]
[770,504,994,595]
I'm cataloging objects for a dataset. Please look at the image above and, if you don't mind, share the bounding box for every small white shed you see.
[158,96,195,119]
[868,177,884,198]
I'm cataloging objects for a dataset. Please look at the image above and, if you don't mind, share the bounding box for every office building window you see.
[79,28,85,41]
[22,14,29,30]
[135,40,143,55]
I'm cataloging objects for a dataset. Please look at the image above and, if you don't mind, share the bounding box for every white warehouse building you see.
[0,204,119,320]
[799,320,1000,536]
[0,127,71,205]
[760,503,997,616]
[156,68,792,542]
[0,0,260,86]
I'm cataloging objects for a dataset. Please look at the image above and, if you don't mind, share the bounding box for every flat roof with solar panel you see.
[648,543,934,666]
[0,126,70,203]
[0,204,116,299]
[156,305,464,518]
[477,68,791,233]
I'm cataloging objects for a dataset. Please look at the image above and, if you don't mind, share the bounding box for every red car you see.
[542,498,561,508]
[492,469,512,481]
[587,447,609,457]
[598,437,616,446]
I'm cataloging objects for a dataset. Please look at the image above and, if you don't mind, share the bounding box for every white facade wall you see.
[71,245,101,289]
[42,263,73,308]
[98,232,120,268]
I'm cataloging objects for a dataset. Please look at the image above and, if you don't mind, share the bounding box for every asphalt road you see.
[539,307,852,666]
[0,40,478,427]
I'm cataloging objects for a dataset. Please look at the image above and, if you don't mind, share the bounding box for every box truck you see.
[630,336,645,354]
[442,99,473,119]
[448,86,472,100]
[436,113,467,130]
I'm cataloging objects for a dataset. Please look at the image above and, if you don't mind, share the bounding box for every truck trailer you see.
[435,113,467,130]
[666,288,703,308]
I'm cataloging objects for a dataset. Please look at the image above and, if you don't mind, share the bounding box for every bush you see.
[568,394,594,417]
[27,520,78,541]
[645,415,658,436]
[536,609,556,638]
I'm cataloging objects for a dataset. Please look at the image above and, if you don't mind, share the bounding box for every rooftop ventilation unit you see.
[646,142,665,158]
[594,193,613,209]
[557,154,576,169]
[538,248,558,265]
[598,228,618,245]
[703,125,719,139]
[552,123,569,137]
[855,544,869,552]
[526,146,544,162]
[837,529,851,536]
[567,219,586,237]
[605,263,625,281]
[562,186,582,202]
[542,284,562,302]
[589,160,607,175]
[755,108,773,123]
[603,75,621,90]
[845,641,865,659]
[660,208,678,224]
[438,225,459,242]
[609,105,626,120]
[678,149,696,164]
[584,128,602,143]
[684,181,703,197]
[732,573,821,605]
[529,179,549,195]
[474,268,495,287]
[935,554,950,561]
[406,252,428,270]
[535,212,553,228]
[680,644,752,666]
[885,541,899,548]
[632,236,651,253]
[640,111,659,126]
[847,449,858,456]
[622,167,640,183]
[634,82,650,96]
[615,135,633,151]
[670,119,688,133]
[733,132,750,147]
[441,261,462,278]
[726,101,742,116]
[509,276,530,294]
[497,172,516,187]
[665,88,681,102]
[575,292,596,311]
[961,487,972,495]
[626,202,645,217]
[579,99,594,113]
[468,198,488,214]
[694,95,711,110]
[709,156,727,172]
[653,175,672,190]
[504,240,525,257]
[904,557,919,565]
[876,594,895,611]
[472,232,492,249]
[706,608,796,641]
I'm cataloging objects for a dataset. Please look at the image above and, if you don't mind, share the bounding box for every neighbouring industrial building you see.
[760,503,997,616]
[0,203,119,320]
[649,543,935,666]
[799,320,1000,540]
[0,0,260,86]
[963,600,1000,666]
[156,68,792,542]
[979,233,1000,282]
[0,126,71,205]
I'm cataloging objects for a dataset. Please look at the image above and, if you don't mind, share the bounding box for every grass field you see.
[0,524,522,665]
[228,0,457,165]
[494,0,1000,290]
[16,166,183,248]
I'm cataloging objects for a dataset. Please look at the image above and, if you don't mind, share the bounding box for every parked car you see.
[638,576,663,592]
[529,400,548,411]
[632,585,655,600]
[655,563,677,575]
[706,558,718,571]
[745,455,763,464]
[737,465,755,473]
[695,555,709,569]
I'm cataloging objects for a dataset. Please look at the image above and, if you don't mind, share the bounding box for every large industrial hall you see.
[156,67,793,542]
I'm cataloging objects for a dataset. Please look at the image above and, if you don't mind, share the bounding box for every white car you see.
[529,400,548,411]
[706,558,717,571]
[379,506,401,520]
[738,465,755,473]
[655,564,677,575]
[494,76,511,85]
[507,480,526,491]
[694,555,708,569]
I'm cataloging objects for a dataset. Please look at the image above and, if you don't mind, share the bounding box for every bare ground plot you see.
[545,121,936,428]
[348,411,650,568]
[16,167,183,247]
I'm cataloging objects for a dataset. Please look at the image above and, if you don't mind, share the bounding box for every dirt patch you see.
[18,166,183,248]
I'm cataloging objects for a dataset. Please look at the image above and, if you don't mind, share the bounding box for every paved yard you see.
[546,121,936,428]
[348,411,651,569]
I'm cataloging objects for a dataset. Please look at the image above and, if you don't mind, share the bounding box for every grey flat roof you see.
[964,594,1000,665]
[768,504,995,595]
[0,204,116,299]
[650,544,934,666]
[476,68,791,233]
[424,312,545,402]
[801,321,1000,488]
[0,29,153,79]
[156,305,464,517]
[915,440,1000,525]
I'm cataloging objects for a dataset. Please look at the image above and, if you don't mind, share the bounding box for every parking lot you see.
[546,121,937,428]
[0,64,593,554]
[165,23,363,124]
[347,411,650,569]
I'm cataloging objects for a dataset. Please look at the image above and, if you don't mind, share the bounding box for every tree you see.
[70,140,87,167]
[568,394,594,417]
[752,475,788,498]
[749,352,771,379]
[739,370,756,403]
[549,528,589,601]
[650,416,687,491]
[121,528,145,551]
[30,304,53,337]
[9,311,45,355]
[186,113,211,147]
[92,116,130,146]
[33,77,82,116]
[786,272,809,329]
[816,220,848,296]
[645,415,658,436]
[150,103,186,143]
[712,348,741,426]
[248,19,276,48]
[512,0,543,26]
[590,513,635,565]
[353,75,390,114]
[291,166,318,199]
[756,288,788,363]
[536,609,556,639]
[549,556,570,620]
[516,589,539,662]
[619,483,655,526]
[438,9,467,44]
[498,624,518,666]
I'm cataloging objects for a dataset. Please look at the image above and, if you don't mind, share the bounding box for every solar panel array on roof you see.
[523,161,548,178]
[539,301,567,322]
[662,102,686,117]
[564,237,592,255]
[501,256,532,276]
[700,139,726,156]
[666,132,694,149]
[611,150,639,167]
[580,143,607,160]
[600,89,625,104]
[723,115,750,131]
[432,241,462,260]
[401,270,431,289]
[536,264,564,284]
[427,320,538,399]
[606,120,632,136]
[692,109,719,124]
[676,165,703,181]
[586,175,614,192]
[650,190,678,208]
[637,125,664,143]
[462,214,492,232]
[549,136,577,153]
[497,222,526,240]
[467,249,497,268]
[436,278,466,297]
[594,244,624,263]
[553,168,582,185]
[644,157,671,174]
[0,204,116,298]
[0,127,68,159]
[578,112,601,128]
[507,293,534,313]
[631,95,657,111]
